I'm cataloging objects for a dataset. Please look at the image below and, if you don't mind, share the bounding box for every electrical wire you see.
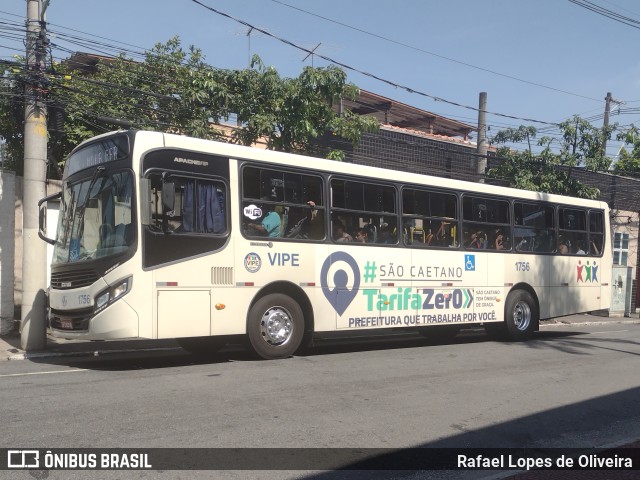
[271,0,603,103]
[189,0,559,126]
[568,0,640,29]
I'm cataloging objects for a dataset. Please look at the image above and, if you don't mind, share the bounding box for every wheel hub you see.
[260,307,293,346]
[513,301,532,331]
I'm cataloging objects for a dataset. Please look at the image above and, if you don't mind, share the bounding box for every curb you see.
[540,319,640,327]
[6,346,182,361]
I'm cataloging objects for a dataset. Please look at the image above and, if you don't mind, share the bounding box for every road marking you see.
[590,330,629,334]
[0,369,87,378]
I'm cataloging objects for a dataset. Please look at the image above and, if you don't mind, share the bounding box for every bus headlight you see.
[94,277,132,313]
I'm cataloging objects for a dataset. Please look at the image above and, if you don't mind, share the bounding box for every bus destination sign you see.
[66,135,130,176]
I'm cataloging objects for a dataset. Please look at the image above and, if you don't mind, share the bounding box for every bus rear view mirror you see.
[38,191,61,245]
[162,182,175,213]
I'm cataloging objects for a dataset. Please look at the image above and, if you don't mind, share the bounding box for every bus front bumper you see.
[48,299,139,340]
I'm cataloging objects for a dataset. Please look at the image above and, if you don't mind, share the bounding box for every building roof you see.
[341,89,475,139]
[67,52,476,140]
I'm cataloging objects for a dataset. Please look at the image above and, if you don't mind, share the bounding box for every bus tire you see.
[503,289,537,340]
[177,337,227,357]
[247,294,304,360]
[418,325,460,344]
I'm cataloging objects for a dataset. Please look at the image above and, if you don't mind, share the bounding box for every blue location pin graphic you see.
[320,252,361,316]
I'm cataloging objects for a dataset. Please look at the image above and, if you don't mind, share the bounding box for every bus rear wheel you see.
[487,289,537,341]
[247,294,304,360]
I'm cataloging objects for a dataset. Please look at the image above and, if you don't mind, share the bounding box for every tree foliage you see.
[487,116,614,199]
[0,37,378,177]
[614,125,640,177]
[0,58,26,173]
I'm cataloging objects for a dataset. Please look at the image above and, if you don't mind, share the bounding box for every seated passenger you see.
[247,205,281,237]
[354,227,370,243]
[467,231,486,249]
[557,239,570,254]
[493,229,505,250]
[332,221,352,242]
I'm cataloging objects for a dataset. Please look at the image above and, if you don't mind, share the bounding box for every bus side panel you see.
[548,256,604,317]
[503,253,550,319]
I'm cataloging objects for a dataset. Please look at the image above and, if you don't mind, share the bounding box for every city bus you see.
[38,130,612,359]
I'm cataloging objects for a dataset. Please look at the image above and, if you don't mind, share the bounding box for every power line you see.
[568,0,640,29]
[272,0,602,103]
[189,0,559,126]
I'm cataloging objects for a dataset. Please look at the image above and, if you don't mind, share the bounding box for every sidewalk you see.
[1,313,638,361]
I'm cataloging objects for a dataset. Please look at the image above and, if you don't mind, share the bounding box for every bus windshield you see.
[52,170,134,264]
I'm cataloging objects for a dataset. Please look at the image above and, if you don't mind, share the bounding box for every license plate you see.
[60,318,73,329]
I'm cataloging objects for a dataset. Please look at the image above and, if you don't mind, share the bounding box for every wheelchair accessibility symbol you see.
[465,254,475,271]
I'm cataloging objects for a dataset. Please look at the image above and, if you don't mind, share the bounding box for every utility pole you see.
[476,92,487,182]
[602,92,612,157]
[602,92,621,158]
[20,0,49,350]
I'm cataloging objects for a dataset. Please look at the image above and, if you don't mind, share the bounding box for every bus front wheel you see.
[247,294,304,360]
[487,289,537,341]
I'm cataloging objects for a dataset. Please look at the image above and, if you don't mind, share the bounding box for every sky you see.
[2,0,640,157]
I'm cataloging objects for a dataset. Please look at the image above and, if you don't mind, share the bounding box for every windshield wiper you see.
[76,165,106,218]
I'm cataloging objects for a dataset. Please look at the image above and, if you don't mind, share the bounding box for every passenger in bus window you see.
[493,229,505,250]
[575,240,587,255]
[557,239,570,254]
[247,203,281,238]
[356,225,376,243]
[425,228,435,246]
[378,222,395,244]
[332,220,353,242]
[435,220,455,247]
[467,230,486,249]
[285,201,320,239]
[355,227,372,243]
[591,239,601,255]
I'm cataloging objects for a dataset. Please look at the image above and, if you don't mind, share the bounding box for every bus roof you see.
[116,130,609,210]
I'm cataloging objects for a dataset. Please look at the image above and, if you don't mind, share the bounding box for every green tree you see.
[613,126,640,177]
[0,38,378,177]
[223,55,377,158]
[0,58,27,174]
[488,116,613,199]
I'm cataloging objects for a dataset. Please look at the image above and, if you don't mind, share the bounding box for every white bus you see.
[39,130,612,359]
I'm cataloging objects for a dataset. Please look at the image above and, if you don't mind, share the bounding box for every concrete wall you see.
[2,176,60,334]
[0,171,16,334]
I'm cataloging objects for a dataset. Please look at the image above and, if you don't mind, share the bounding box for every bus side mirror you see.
[162,182,175,213]
[139,178,151,225]
[38,191,61,245]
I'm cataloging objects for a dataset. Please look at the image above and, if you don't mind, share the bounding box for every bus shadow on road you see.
[27,328,588,371]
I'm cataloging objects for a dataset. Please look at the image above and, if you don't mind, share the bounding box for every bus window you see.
[463,196,510,251]
[242,166,325,241]
[559,207,587,254]
[514,203,555,253]
[589,210,604,256]
[148,175,226,235]
[402,188,457,248]
[331,179,396,245]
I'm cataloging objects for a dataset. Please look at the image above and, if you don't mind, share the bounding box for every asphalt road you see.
[1,323,639,480]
